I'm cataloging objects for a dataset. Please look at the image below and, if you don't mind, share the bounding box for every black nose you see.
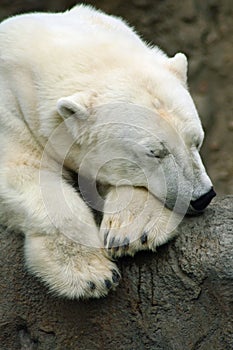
[191,188,216,211]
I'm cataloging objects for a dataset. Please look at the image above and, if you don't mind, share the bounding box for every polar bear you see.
[0,5,215,299]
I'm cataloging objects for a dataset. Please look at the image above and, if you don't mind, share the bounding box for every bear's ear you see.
[57,93,90,120]
[167,53,188,84]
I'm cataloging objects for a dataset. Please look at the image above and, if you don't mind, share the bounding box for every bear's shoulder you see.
[0,5,141,48]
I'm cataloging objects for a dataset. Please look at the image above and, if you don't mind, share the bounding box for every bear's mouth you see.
[185,206,205,216]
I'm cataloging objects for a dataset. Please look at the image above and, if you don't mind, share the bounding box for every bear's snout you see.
[190,188,216,212]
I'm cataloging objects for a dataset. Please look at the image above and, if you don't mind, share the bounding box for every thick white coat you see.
[0,5,213,298]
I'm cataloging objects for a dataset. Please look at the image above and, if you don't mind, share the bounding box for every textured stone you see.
[0,0,232,195]
[0,197,232,350]
[193,93,213,130]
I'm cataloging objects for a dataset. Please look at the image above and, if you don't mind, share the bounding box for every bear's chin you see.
[164,201,205,217]
[185,207,205,217]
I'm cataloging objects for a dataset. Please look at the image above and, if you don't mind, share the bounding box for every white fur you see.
[0,5,213,299]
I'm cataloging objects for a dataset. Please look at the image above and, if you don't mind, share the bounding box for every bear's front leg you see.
[100,186,181,258]
[0,153,120,299]
[25,230,120,299]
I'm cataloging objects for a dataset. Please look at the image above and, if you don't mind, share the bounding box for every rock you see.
[193,93,213,130]
[228,121,233,131]
[209,141,220,151]
[0,197,232,350]
[179,0,197,22]
[188,55,205,78]
[132,0,150,8]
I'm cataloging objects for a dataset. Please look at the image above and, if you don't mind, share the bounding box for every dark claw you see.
[141,232,148,245]
[112,269,121,284]
[122,237,130,250]
[108,236,115,249]
[88,281,96,291]
[113,246,119,253]
[104,279,112,290]
[104,230,109,246]
[112,238,120,252]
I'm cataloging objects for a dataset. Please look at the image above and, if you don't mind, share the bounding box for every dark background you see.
[1,0,232,194]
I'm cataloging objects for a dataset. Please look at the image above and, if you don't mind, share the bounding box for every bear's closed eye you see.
[146,150,161,158]
[146,147,169,159]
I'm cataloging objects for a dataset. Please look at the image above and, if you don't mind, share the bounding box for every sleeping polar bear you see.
[0,5,216,298]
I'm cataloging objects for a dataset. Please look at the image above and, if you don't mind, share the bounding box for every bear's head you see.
[56,53,215,215]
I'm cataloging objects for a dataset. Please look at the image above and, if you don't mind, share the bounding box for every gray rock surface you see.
[0,196,232,350]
